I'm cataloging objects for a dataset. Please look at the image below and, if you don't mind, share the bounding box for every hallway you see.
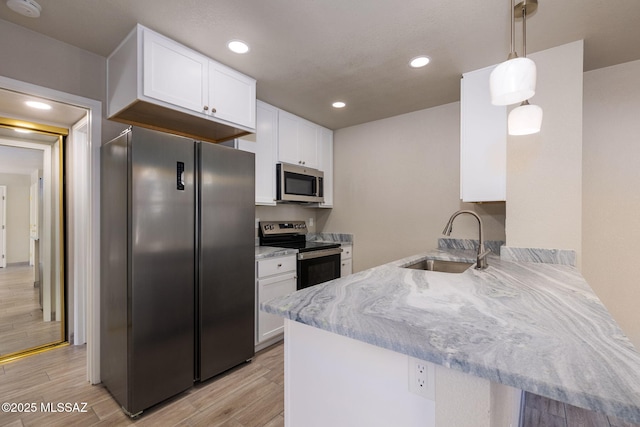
[0,265,60,358]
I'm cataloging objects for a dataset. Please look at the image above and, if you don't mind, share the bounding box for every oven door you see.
[297,248,342,290]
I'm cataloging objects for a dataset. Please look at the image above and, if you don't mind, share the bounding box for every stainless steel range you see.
[259,221,342,290]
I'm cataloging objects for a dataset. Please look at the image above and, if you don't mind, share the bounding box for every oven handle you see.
[297,247,343,260]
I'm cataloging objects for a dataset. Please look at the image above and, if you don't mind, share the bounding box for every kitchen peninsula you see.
[262,241,640,427]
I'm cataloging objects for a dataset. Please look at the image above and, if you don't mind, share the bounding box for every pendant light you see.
[508,0,543,135]
[489,0,537,106]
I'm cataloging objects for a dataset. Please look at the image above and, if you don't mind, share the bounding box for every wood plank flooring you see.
[0,341,284,427]
[523,391,640,427]
[0,265,62,357]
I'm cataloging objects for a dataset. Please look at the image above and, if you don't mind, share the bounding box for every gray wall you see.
[583,59,640,349]
[0,18,124,141]
[317,102,506,272]
[0,173,31,264]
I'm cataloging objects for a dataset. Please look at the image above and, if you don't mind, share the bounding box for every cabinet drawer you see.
[257,255,296,278]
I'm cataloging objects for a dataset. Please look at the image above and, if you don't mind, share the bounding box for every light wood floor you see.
[0,341,284,427]
[0,265,62,358]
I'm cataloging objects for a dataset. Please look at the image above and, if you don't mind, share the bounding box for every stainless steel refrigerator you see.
[100,126,255,416]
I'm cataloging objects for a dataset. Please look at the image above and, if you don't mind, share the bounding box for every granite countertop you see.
[262,248,640,423]
[255,246,298,260]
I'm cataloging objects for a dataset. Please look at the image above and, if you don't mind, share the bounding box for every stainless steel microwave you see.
[276,163,324,203]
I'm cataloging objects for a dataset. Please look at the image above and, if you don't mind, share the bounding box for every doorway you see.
[0,122,66,361]
[0,76,102,383]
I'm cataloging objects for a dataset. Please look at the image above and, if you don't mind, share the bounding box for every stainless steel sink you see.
[403,259,474,273]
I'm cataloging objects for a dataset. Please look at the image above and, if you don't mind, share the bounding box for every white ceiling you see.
[0,140,44,175]
[0,87,83,177]
[0,87,87,128]
[1,0,640,130]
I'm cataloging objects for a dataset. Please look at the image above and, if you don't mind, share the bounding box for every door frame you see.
[0,76,102,384]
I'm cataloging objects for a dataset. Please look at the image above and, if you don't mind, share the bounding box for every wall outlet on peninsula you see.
[408,357,435,400]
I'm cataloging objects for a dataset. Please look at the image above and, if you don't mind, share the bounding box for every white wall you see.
[318,102,506,272]
[505,41,584,265]
[0,173,31,264]
[583,59,640,349]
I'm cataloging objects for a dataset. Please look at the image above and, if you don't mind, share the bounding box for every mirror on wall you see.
[0,121,66,361]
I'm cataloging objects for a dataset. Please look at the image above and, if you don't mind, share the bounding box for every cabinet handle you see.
[277,263,282,267]
[211,107,217,113]
[203,106,209,111]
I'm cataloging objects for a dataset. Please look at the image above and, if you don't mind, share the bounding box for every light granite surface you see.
[262,248,640,423]
[255,246,298,260]
[307,233,354,244]
[500,246,577,266]
[438,237,504,254]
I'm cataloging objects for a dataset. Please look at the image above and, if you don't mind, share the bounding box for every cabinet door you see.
[142,29,208,114]
[277,110,300,165]
[298,118,318,168]
[209,62,256,129]
[318,127,333,207]
[460,65,507,202]
[277,110,319,168]
[257,272,296,343]
[238,101,278,205]
[340,259,352,277]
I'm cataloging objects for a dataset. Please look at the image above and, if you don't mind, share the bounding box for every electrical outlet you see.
[408,357,435,400]
[308,217,314,227]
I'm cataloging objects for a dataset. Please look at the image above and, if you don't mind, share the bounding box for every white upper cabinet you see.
[142,29,209,114]
[318,127,334,208]
[237,102,334,207]
[108,24,256,143]
[209,62,256,129]
[237,101,278,206]
[460,65,507,202]
[277,110,319,169]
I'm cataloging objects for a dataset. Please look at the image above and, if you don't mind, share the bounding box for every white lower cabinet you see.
[256,255,297,349]
[340,245,353,277]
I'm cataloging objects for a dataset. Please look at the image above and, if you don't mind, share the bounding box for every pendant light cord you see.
[522,2,527,57]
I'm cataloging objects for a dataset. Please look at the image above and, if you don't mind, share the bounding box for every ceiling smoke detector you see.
[6,0,42,18]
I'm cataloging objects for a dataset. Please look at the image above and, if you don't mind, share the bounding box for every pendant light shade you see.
[490,57,537,106]
[508,101,543,135]
[490,0,539,106]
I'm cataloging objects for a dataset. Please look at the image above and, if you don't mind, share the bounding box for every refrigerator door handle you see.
[177,161,185,191]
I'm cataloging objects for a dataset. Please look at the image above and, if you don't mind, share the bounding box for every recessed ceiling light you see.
[332,101,346,109]
[227,40,249,54]
[25,100,51,110]
[409,56,431,68]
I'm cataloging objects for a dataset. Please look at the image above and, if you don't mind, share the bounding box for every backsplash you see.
[438,237,504,254]
[500,246,577,266]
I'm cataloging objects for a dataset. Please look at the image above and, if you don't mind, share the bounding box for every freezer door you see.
[198,142,255,381]
[129,127,196,414]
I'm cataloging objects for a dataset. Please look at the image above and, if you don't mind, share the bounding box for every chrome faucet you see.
[442,210,490,269]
